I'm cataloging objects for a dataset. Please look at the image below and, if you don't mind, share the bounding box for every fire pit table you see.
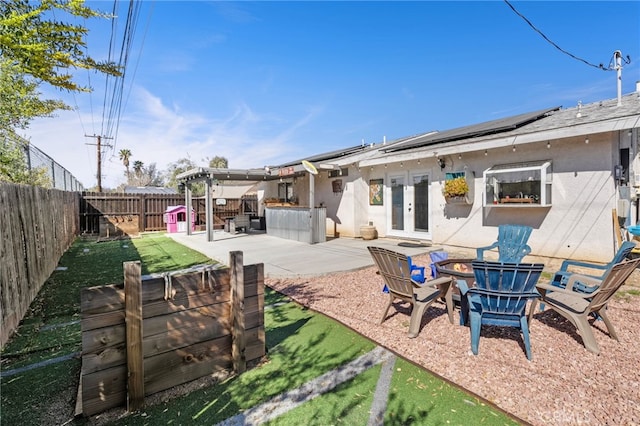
[434,259,475,325]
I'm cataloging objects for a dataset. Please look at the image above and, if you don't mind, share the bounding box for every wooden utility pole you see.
[85,134,113,192]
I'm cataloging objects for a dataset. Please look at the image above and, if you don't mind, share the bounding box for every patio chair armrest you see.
[536,281,595,299]
[476,242,499,259]
[457,279,471,295]
[565,273,601,290]
[559,259,608,272]
[422,276,453,289]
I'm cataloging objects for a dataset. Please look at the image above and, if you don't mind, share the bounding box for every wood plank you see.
[124,261,144,412]
[230,251,246,373]
[81,344,127,374]
[82,304,231,372]
[81,287,230,332]
[81,364,127,416]
[245,326,266,362]
[144,335,233,396]
[81,271,230,317]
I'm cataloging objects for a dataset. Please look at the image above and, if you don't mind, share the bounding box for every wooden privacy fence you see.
[78,251,265,416]
[79,192,258,235]
[0,183,79,348]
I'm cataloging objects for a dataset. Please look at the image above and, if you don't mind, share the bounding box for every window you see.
[278,182,294,202]
[483,160,552,206]
[329,168,348,178]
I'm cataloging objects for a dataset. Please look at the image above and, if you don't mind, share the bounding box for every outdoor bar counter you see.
[265,205,327,244]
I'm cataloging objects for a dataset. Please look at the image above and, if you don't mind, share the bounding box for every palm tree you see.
[119,149,131,180]
[132,160,144,179]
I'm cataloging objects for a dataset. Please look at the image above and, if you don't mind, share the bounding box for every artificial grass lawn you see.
[108,301,377,425]
[1,233,522,425]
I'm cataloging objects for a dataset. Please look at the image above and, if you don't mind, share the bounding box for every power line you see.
[503,0,629,71]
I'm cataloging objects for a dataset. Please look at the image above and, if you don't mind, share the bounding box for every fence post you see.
[124,261,144,412]
[230,251,246,374]
[138,194,147,232]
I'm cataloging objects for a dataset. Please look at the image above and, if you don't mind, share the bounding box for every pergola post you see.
[205,177,213,242]
[309,173,315,209]
[185,184,192,236]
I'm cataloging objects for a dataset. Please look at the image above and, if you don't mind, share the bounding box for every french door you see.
[387,171,431,238]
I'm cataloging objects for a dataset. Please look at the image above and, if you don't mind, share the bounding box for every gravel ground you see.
[266,246,640,426]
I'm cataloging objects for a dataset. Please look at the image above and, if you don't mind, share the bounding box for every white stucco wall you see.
[429,135,618,262]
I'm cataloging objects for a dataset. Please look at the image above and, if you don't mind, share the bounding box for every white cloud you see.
[21,85,323,189]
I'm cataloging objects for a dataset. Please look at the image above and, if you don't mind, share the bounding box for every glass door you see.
[412,173,430,232]
[387,171,431,238]
[390,175,405,231]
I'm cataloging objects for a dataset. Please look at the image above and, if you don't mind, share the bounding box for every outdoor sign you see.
[278,166,295,176]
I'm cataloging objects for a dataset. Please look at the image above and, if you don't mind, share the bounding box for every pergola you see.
[176,165,317,242]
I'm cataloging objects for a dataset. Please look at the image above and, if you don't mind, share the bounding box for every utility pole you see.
[85,134,113,192]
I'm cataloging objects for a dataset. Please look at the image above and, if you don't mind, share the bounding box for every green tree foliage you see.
[0,0,121,95]
[125,161,164,187]
[0,60,71,130]
[165,157,204,195]
[0,133,52,187]
[0,0,121,186]
[207,156,228,168]
[118,148,131,180]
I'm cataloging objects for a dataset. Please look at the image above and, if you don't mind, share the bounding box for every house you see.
[259,89,640,262]
[179,88,639,262]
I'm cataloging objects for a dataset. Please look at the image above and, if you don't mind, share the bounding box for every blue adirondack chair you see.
[458,260,544,360]
[476,224,533,263]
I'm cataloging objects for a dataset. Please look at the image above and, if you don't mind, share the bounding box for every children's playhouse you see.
[163,205,196,233]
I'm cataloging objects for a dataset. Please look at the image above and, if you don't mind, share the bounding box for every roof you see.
[276,144,372,168]
[359,92,640,166]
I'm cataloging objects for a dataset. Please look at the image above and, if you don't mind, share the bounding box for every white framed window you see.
[483,160,552,207]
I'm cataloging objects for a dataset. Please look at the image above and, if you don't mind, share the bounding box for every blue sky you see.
[22,1,640,189]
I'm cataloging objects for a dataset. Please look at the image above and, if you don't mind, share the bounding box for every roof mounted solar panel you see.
[382,106,560,153]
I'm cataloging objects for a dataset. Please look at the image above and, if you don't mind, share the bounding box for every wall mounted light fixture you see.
[585,137,590,144]
[547,141,551,149]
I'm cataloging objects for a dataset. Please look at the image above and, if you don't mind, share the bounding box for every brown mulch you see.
[266,248,640,426]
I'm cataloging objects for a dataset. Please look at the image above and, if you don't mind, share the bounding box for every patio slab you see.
[167,230,440,278]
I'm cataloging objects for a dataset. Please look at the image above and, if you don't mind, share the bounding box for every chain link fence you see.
[2,130,84,191]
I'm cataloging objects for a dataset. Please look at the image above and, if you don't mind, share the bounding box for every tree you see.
[0,60,71,131]
[126,161,164,187]
[165,157,204,195]
[132,160,144,177]
[118,149,131,180]
[0,0,121,95]
[208,156,229,169]
[0,132,52,187]
[0,0,121,187]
